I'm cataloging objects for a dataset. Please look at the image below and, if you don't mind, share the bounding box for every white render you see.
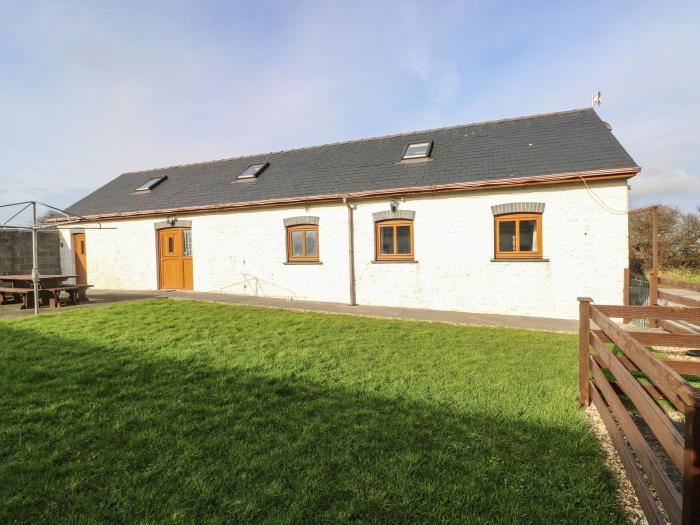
[59,179,629,319]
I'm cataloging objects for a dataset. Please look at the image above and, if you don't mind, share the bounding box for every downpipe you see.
[343,195,357,306]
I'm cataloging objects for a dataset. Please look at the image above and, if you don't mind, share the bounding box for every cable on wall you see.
[578,176,629,215]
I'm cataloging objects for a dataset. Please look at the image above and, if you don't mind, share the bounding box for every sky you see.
[1,0,699,216]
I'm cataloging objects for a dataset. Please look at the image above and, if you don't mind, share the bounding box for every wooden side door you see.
[73,233,87,285]
[158,228,193,290]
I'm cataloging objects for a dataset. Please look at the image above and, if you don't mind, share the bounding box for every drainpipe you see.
[343,195,357,306]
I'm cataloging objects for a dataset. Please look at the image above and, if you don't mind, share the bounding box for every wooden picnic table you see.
[0,274,78,287]
[0,274,92,309]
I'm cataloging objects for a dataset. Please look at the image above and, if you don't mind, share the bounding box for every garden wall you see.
[0,230,62,275]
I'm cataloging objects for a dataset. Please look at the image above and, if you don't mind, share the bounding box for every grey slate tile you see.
[66,108,637,217]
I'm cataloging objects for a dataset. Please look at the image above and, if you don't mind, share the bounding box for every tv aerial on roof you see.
[592,91,603,107]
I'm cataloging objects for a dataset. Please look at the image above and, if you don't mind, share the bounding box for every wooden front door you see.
[73,233,87,285]
[158,228,193,290]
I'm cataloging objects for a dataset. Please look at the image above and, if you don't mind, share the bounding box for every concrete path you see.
[0,288,579,332]
[168,289,580,332]
[0,290,163,319]
[659,286,700,333]
[166,290,579,332]
[660,286,700,306]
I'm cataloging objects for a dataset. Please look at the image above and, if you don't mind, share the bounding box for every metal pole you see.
[32,201,39,316]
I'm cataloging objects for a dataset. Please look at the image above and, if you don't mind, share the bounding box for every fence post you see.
[578,297,593,407]
[623,268,630,324]
[650,206,659,328]
[680,387,700,524]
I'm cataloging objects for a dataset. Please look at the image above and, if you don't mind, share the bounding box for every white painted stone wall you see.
[352,180,629,319]
[59,221,158,290]
[59,179,629,319]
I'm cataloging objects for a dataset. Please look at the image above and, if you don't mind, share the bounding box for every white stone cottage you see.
[57,109,639,319]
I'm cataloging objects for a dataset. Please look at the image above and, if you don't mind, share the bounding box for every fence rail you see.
[579,298,700,524]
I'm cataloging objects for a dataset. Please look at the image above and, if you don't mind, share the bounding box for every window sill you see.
[490,257,549,262]
[371,260,418,264]
[284,261,323,265]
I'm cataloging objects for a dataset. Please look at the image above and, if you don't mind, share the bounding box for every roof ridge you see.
[121,107,596,176]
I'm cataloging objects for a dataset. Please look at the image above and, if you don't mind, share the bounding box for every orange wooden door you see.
[73,233,87,285]
[158,228,193,290]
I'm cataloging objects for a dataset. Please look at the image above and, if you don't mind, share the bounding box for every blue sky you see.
[1,0,699,213]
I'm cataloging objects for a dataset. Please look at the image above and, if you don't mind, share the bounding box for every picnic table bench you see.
[0,275,93,309]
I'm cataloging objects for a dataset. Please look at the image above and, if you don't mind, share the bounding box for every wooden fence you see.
[579,298,700,524]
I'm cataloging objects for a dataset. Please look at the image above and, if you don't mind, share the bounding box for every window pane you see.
[498,221,516,252]
[183,230,192,257]
[519,220,537,252]
[167,237,174,254]
[380,226,394,254]
[291,230,303,256]
[396,226,411,254]
[238,163,268,179]
[136,176,165,191]
[404,142,430,158]
[305,230,317,257]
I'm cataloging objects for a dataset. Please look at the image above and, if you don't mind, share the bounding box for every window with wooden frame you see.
[494,213,542,259]
[287,224,319,262]
[375,219,414,261]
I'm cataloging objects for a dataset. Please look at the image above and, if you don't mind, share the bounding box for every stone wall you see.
[0,230,62,275]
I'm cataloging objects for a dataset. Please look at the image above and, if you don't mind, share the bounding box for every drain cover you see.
[686,350,700,357]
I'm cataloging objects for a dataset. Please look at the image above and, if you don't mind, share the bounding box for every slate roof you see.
[66,108,638,217]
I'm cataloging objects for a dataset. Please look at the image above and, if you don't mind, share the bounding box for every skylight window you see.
[403,141,432,160]
[237,162,269,180]
[135,176,167,192]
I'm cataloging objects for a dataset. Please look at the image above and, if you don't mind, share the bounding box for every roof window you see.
[135,176,167,192]
[237,162,269,180]
[403,141,432,159]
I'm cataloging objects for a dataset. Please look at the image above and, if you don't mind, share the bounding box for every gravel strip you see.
[655,345,700,362]
[586,404,649,525]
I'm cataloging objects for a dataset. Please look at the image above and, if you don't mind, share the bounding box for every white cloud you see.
[630,168,700,210]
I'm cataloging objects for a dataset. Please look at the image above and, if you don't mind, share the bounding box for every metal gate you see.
[629,276,650,327]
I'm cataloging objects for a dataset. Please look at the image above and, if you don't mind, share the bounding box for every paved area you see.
[167,290,579,332]
[0,290,164,319]
[659,286,700,333]
[660,286,700,306]
[1,288,579,332]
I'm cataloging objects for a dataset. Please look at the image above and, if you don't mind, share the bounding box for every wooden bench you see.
[41,286,80,308]
[0,283,94,308]
[76,284,94,301]
[0,286,36,308]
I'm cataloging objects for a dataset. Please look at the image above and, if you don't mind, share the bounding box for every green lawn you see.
[0,300,625,524]
[660,270,700,285]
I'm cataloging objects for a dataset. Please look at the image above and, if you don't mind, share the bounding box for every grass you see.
[0,300,625,524]
[660,270,700,285]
